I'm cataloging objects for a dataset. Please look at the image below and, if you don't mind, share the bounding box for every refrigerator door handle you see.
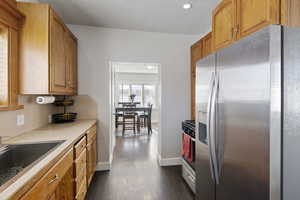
[210,73,220,184]
[206,72,216,183]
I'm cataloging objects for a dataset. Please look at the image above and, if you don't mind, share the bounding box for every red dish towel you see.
[182,133,193,162]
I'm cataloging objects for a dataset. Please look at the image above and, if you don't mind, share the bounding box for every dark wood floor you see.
[86,132,195,200]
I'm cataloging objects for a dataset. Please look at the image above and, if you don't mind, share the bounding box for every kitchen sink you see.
[0,141,64,188]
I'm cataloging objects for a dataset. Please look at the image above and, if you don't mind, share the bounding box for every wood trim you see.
[0,105,24,111]
[0,0,24,111]
[202,32,213,57]
[8,27,19,107]
[0,0,25,29]
[190,39,202,120]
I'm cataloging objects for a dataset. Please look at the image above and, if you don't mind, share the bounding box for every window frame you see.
[0,0,25,111]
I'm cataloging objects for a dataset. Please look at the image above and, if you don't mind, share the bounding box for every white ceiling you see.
[38,0,219,35]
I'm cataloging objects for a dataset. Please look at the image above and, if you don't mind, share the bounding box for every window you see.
[0,1,24,110]
[117,84,157,107]
[144,85,156,106]
[0,24,8,106]
[131,85,143,103]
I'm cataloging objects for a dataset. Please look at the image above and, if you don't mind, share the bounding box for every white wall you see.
[68,24,199,167]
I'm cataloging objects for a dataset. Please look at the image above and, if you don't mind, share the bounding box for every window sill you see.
[0,105,24,111]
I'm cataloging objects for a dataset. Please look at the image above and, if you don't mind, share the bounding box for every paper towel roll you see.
[36,96,56,104]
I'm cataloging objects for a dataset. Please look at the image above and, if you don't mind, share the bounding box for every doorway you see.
[109,62,162,161]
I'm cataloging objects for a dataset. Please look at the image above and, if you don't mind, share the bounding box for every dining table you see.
[115,106,151,113]
[115,106,152,134]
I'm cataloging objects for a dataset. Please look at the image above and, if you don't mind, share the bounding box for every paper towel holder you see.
[36,96,56,104]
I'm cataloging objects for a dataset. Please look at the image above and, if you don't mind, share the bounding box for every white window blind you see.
[0,25,8,106]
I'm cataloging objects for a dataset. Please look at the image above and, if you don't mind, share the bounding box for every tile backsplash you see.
[0,96,58,139]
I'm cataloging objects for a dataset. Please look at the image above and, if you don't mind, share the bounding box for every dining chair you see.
[115,111,123,129]
[122,112,137,135]
[121,104,140,135]
[138,104,153,135]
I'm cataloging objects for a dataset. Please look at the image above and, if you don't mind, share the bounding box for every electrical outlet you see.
[17,114,25,126]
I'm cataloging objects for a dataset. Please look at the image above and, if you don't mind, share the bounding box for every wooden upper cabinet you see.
[281,0,300,27]
[66,33,78,94]
[202,32,212,58]
[191,40,203,64]
[190,40,202,120]
[236,0,279,39]
[18,2,78,95]
[212,0,237,51]
[50,11,67,94]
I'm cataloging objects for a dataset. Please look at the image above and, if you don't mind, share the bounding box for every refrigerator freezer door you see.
[216,27,272,200]
[195,54,216,200]
[283,27,300,200]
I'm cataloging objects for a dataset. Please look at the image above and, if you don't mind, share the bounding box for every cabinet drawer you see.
[75,180,87,200]
[75,148,87,176]
[86,125,96,144]
[21,148,74,200]
[75,166,87,194]
[74,136,86,158]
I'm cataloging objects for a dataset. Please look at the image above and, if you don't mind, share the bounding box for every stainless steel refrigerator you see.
[195,25,300,200]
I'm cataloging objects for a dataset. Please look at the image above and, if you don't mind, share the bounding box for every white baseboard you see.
[157,154,182,166]
[96,161,111,171]
[96,152,114,171]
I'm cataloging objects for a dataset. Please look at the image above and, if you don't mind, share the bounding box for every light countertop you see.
[1,119,97,200]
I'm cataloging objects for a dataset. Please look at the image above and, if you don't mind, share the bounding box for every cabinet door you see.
[70,37,77,93]
[86,138,97,186]
[49,11,67,94]
[54,166,74,200]
[65,33,78,95]
[91,138,97,174]
[212,0,237,51]
[86,143,92,185]
[48,193,57,200]
[237,0,279,39]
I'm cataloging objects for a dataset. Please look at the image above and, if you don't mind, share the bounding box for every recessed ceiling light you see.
[147,66,154,70]
[183,3,192,10]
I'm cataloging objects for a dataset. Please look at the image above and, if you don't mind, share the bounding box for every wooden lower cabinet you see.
[54,166,74,200]
[20,149,74,200]
[19,124,97,200]
[86,137,97,186]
